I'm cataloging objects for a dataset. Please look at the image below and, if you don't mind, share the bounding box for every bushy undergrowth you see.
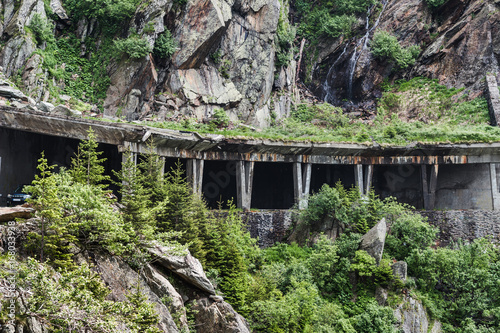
[294,0,374,40]
[371,30,420,69]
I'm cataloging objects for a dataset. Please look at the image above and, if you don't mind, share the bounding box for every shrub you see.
[63,0,141,32]
[114,34,152,59]
[28,13,55,46]
[425,0,449,8]
[371,31,420,69]
[153,30,177,59]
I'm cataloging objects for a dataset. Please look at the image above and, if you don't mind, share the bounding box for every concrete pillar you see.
[293,162,311,209]
[160,157,165,177]
[486,74,500,126]
[187,159,204,197]
[490,163,500,210]
[364,164,373,195]
[422,164,439,210]
[236,161,254,210]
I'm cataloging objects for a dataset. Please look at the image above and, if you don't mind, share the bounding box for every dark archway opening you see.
[251,162,294,209]
[310,164,357,194]
[202,160,237,209]
[372,165,423,208]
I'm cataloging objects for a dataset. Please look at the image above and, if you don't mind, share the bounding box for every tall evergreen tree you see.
[156,162,207,262]
[25,152,76,268]
[115,150,155,240]
[70,127,110,188]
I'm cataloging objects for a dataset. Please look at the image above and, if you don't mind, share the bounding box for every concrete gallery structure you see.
[1,107,500,212]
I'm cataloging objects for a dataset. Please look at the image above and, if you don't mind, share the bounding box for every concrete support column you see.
[422,164,439,210]
[236,161,254,210]
[354,164,364,195]
[490,163,500,210]
[293,162,311,209]
[160,157,165,177]
[187,159,204,197]
[355,164,373,196]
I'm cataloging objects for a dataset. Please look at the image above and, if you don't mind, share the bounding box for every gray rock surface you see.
[52,105,82,117]
[486,75,500,126]
[89,251,180,333]
[392,261,408,282]
[360,218,386,264]
[37,101,55,113]
[172,0,232,69]
[148,244,216,295]
[394,296,442,333]
[143,264,189,331]
[193,297,251,333]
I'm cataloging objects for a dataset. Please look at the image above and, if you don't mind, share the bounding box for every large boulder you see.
[193,297,251,333]
[171,0,232,69]
[147,244,216,295]
[359,218,386,265]
[0,207,34,223]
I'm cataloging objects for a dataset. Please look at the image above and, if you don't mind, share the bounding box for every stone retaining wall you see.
[417,210,500,246]
[240,209,500,248]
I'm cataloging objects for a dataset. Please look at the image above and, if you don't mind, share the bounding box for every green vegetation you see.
[62,0,141,34]
[424,0,449,8]
[153,30,177,59]
[8,129,500,332]
[34,32,112,107]
[139,76,500,145]
[294,0,374,40]
[27,13,55,46]
[114,33,152,59]
[275,0,296,67]
[371,30,420,69]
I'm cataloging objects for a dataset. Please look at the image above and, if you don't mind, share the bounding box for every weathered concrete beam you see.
[236,161,254,210]
[293,162,311,209]
[0,107,145,145]
[486,75,500,126]
[490,163,500,210]
[186,159,204,197]
[422,164,439,210]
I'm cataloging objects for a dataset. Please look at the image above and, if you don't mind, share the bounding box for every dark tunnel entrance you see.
[251,162,294,209]
[310,164,356,194]
[372,164,423,208]
[0,127,121,205]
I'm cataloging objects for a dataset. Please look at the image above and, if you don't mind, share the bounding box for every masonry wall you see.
[421,210,500,246]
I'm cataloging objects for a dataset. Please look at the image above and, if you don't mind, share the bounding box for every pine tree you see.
[70,127,110,188]
[156,162,207,262]
[115,150,155,240]
[25,152,76,268]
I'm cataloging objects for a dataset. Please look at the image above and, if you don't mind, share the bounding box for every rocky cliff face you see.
[313,0,500,106]
[0,0,294,127]
[0,0,497,125]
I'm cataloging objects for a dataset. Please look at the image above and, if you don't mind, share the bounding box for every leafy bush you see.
[301,183,385,233]
[114,34,152,59]
[28,13,55,46]
[153,30,177,59]
[62,0,141,33]
[371,31,420,69]
[425,0,449,8]
[275,5,296,67]
[295,0,374,40]
[209,108,230,129]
